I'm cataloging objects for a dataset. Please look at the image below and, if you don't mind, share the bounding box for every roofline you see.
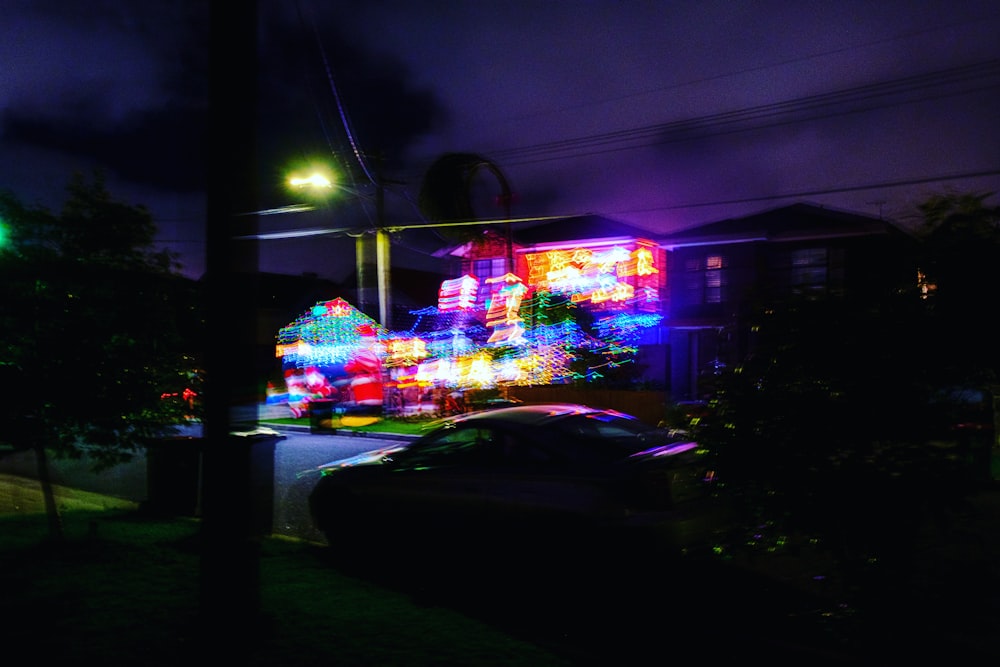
[517,236,660,253]
[662,228,889,249]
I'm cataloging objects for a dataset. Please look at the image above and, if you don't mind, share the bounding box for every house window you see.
[473,257,508,307]
[685,254,727,304]
[790,248,828,297]
[705,254,724,303]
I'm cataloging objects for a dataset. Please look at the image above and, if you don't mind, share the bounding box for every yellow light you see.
[288,173,333,189]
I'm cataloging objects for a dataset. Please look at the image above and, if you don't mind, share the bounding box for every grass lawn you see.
[261,414,441,436]
[0,484,571,666]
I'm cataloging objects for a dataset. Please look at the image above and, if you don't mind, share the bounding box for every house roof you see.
[439,214,660,258]
[507,214,659,246]
[431,203,917,259]
[659,202,905,248]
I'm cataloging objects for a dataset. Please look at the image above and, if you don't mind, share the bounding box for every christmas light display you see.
[484,273,529,344]
[276,297,388,368]
[275,260,665,411]
[437,274,478,311]
[523,241,662,311]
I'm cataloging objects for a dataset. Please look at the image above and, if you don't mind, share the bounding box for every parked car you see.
[307,403,728,570]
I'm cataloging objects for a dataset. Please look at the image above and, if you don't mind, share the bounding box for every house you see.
[274,201,920,415]
[659,202,920,401]
[437,203,920,401]
[439,213,670,386]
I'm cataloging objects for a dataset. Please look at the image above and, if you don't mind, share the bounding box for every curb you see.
[267,423,421,441]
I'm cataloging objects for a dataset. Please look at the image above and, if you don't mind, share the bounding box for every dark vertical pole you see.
[356,234,369,316]
[202,0,262,653]
[375,159,391,327]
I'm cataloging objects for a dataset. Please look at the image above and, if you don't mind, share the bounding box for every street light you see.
[266,166,557,331]
[287,171,334,191]
[285,166,391,327]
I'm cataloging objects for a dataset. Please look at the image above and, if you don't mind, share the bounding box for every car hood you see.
[628,440,700,461]
[298,444,410,479]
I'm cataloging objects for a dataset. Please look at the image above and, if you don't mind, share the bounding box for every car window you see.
[550,413,663,460]
[555,414,647,438]
[490,429,557,468]
[399,426,495,467]
[408,424,561,470]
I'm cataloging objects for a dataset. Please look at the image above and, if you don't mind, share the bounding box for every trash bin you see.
[309,399,337,433]
[229,429,284,536]
[144,428,283,535]
[144,435,202,517]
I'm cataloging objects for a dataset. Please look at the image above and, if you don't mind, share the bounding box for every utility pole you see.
[356,155,392,329]
[376,176,392,328]
[202,0,263,658]
[355,233,371,318]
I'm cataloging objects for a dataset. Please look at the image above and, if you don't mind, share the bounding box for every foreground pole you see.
[201,0,262,657]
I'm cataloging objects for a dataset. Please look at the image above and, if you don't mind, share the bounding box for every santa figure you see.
[344,349,384,417]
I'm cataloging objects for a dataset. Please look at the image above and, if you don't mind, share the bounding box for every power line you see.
[612,168,1000,217]
[358,168,1000,231]
[500,11,1000,124]
[479,59,1000,166]
[292,5,998,233]
[300,6,377,188]
[153,166,999,245]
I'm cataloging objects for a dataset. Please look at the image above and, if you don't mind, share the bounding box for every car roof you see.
[446,403,633,427]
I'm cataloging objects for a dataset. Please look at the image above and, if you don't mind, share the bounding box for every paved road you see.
[271,426,413,542]
[0,423,412,544]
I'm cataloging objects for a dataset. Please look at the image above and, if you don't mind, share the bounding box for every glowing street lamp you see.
[286,165,337,195]
[287,172,334,190]
[285,165,390,327]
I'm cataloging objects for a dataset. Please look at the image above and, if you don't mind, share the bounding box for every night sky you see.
[3,0,998,282]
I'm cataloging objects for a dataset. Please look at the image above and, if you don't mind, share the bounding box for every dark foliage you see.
[681,192,999,584]
[417,152,514,245]
[0,172,204,469]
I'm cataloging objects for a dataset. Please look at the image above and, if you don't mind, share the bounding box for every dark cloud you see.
[253,7,448,209]
[2,0,999,282]
[4,104,207,192]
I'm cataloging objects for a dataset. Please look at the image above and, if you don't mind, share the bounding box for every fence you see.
[504,386,671,426]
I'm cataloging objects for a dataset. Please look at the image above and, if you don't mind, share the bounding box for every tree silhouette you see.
[690,191,999,587]
[0,172,202,541]
[418,152,515,263]
[915,190,1000,391]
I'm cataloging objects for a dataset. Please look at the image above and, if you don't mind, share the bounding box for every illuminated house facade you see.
[440,214,671,386]
[439,204,919,401]
[275,203,919,412]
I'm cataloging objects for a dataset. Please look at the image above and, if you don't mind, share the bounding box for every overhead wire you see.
[481,59,1000,166]
[156,10,1000,255]
[502,10,1000,123]
[293,0,381,232]
[615,168,1000,216]
[298,2,377,188]
[290,2,1000,229]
